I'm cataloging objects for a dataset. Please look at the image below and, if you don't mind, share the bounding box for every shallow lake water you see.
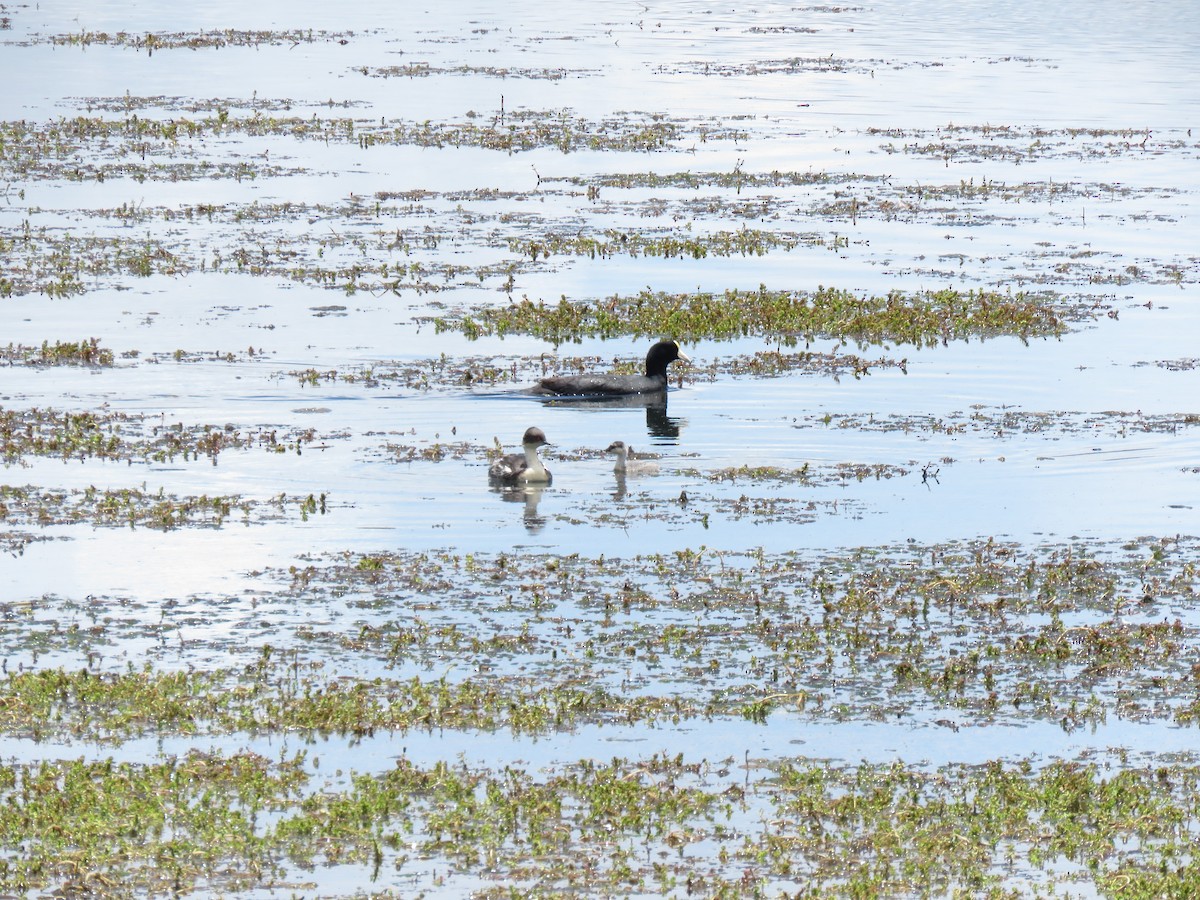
[2,0,1200,896]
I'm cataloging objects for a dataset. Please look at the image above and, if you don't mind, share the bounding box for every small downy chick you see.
[489,427,552,484]
[605,440,659,476]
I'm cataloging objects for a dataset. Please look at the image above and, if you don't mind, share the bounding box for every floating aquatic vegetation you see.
[0,405,337,465]
[72,94,368,114]
[803,406,1200,439]
[0,745,1198,897]
[0,536,1175,741]
[0,484,329,530]
[540,167,885,191]
[360,62,587,80]
[1136,357,1200,371]
[507,227,812,261]
[0,107,747,168]
[870,123,1196,163]
[0,529,52,557]
[0,338,113,366]
[436,284,1074,345]
[283,347,906,392]
[35,28,362,51]
[0,5,1195,896]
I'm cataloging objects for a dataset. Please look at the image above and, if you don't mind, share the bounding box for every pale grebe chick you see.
[530,340,689,396]
[605,440,660,476]
[489,427,552,484]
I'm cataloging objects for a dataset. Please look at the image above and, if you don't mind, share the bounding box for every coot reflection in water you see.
[535,391,685,440]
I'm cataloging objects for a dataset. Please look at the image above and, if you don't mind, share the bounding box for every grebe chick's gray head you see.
[605,440,660,476]
[489,426,552,484]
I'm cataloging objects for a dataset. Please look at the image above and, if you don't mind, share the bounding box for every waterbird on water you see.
[489,427,552,484]
[605,440,660,476]
[529,340,689,396]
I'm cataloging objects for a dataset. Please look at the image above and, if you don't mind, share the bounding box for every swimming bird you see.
[605,440,660,476]
[488,427,552,484]
[530,340,689,396]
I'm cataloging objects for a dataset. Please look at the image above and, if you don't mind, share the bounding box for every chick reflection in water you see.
[489,427,552,533]
[492,483,549,534]
[605,439,659,499]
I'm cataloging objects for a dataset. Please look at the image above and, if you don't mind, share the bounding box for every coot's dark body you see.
[530,340,688,397]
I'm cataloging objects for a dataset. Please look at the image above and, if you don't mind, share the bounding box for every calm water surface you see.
[3,0,1197,708]
[1,0,1199,894]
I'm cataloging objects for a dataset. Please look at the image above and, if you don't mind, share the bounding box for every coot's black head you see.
[644,340,690,378]
[521,427,549,446]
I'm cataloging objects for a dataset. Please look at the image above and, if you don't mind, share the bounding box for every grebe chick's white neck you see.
[489,427,552,484]
[605,440,660,476]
